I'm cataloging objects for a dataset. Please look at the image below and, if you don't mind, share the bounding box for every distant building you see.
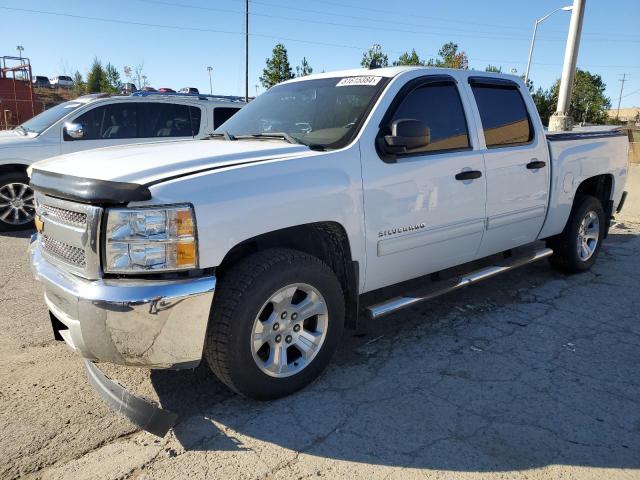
[607,107,640,123]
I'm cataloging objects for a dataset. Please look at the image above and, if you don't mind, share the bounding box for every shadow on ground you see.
[150,233,640,471]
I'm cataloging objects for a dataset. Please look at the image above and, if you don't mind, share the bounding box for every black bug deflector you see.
[30,170,152,204]
[84,360,177,437]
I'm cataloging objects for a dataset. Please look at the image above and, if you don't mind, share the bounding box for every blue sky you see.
[1,0,639,107]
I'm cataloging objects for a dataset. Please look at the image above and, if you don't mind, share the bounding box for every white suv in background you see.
[50,76,74,89]
[0,92,244,231]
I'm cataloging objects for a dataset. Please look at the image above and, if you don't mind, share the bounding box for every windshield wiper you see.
[235,132,300,145]
[14,125,27,136]
[207,131,236,141]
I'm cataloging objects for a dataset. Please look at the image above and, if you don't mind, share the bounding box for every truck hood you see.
[32,139,314,185]
[0,130,36,147]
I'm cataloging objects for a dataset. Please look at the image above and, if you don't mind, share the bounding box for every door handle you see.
[526,160,546,169]
[455,170,482,181]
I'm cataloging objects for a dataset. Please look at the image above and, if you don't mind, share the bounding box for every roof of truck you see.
[282,66,523,85]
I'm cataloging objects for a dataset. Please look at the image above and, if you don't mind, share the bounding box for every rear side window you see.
[214,107,241,129]
[139,103,199,137]
[71,103,138,140]
[389,82,470,154]
[471,85,533,147]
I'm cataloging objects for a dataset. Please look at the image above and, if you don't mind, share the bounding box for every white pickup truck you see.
[0,92,243,231]
[28,67,628,436]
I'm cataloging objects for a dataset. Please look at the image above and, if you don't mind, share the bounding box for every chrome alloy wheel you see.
[250,283,328,378]
[0,183,35,225]
[577,210,600,261]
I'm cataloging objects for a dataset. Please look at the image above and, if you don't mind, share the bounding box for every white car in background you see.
[0,92,244,231]
[50,76,74,89]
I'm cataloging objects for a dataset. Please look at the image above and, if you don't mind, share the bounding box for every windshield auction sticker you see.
[336,76,382,87]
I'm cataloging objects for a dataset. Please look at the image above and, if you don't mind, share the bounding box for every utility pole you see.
[549,0,586,132]
[207,66,213,95]
[244,0,249,102]
[616,73,629,120]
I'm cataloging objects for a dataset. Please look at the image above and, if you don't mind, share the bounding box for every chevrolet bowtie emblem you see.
[34,214,44,234]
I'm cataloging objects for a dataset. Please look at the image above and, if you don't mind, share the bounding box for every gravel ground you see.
[1,166,639,480]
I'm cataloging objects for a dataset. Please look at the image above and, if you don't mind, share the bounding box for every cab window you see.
[388,81,470,154]
[470,84,533,147]
[70,103,138,140]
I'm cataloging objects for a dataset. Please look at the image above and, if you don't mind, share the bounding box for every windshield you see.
[19,101,83,134]
[216,76,389,149]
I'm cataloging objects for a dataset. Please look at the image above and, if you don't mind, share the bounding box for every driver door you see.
[360,76,487,292]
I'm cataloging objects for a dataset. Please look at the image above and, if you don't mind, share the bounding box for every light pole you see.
[207,66,213,95]
[524,5,572,85]
[16,45,24,61]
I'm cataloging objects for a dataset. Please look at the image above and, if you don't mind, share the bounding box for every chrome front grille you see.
[35,193,103,279]
[41,234,87,267]
[40,204,87,227]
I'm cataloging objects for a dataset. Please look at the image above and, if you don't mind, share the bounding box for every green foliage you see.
[260,43,295,89]
[72,70,86,96]
[361,46,389,68]
[393,49,424,66]
[532,69,611,126]
[86,58,107,93]
[427,42,468,69]
[296,57,313,77]
[105,63,121,93]
[485,65,502,73]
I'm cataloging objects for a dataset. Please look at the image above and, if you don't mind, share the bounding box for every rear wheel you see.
[205,248,344,399]
[0,172,35,232]
[547,194,605,273]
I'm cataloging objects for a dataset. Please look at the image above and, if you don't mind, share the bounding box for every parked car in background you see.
[26,67,628,435]
[120,82,137,95]
[158,87,176,93]
[141,86,157,92]
[179,87,200,94]
[32,76,51,89]
[0,92,244,230]
[50,76,74,89]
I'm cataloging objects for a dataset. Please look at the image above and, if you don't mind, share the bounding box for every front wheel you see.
[0,172,36,232]
[204,248,345,399]
[547,194,605,273]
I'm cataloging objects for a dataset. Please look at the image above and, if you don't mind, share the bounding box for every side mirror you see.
[383,119,430,154]
[64,122,85,140]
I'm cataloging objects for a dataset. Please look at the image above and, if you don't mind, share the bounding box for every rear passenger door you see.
[468,77,549,257]
[139,103,202,139]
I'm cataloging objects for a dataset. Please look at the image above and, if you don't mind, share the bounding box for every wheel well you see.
[217,222,360,329]
[575,174,614,235]
[0,164,30,176]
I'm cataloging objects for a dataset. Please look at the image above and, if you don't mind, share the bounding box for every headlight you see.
[104,205,197,273]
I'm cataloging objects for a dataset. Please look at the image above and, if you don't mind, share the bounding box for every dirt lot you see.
[1,167,639,480]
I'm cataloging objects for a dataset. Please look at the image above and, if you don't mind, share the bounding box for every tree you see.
[548,69,611,125]
[393,49,424,66]
[361,46,388,68]
[105,63,121,92]
[86,58,107,93]
[427,42,468,69]
[72,70,86,96]
[296,57,313,77]
[485,65,502,73]
[532,87,554,126]
[260,43,294,89]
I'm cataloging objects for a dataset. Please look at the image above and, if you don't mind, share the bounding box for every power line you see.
[1,5,638,71]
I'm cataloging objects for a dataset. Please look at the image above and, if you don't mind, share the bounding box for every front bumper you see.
[29,235,216,369]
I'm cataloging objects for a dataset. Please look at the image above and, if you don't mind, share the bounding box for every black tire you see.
[204,248,345,400]
[546,194,605,273]
[0,171,35,232]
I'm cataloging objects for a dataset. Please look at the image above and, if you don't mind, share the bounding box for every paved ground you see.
[1,166,639,480]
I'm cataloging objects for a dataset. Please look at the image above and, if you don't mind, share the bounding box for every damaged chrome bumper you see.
[30,234,215,435]
[29,234,216,369]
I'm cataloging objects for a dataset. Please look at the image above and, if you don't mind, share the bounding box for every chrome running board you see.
[366,248,553,320]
